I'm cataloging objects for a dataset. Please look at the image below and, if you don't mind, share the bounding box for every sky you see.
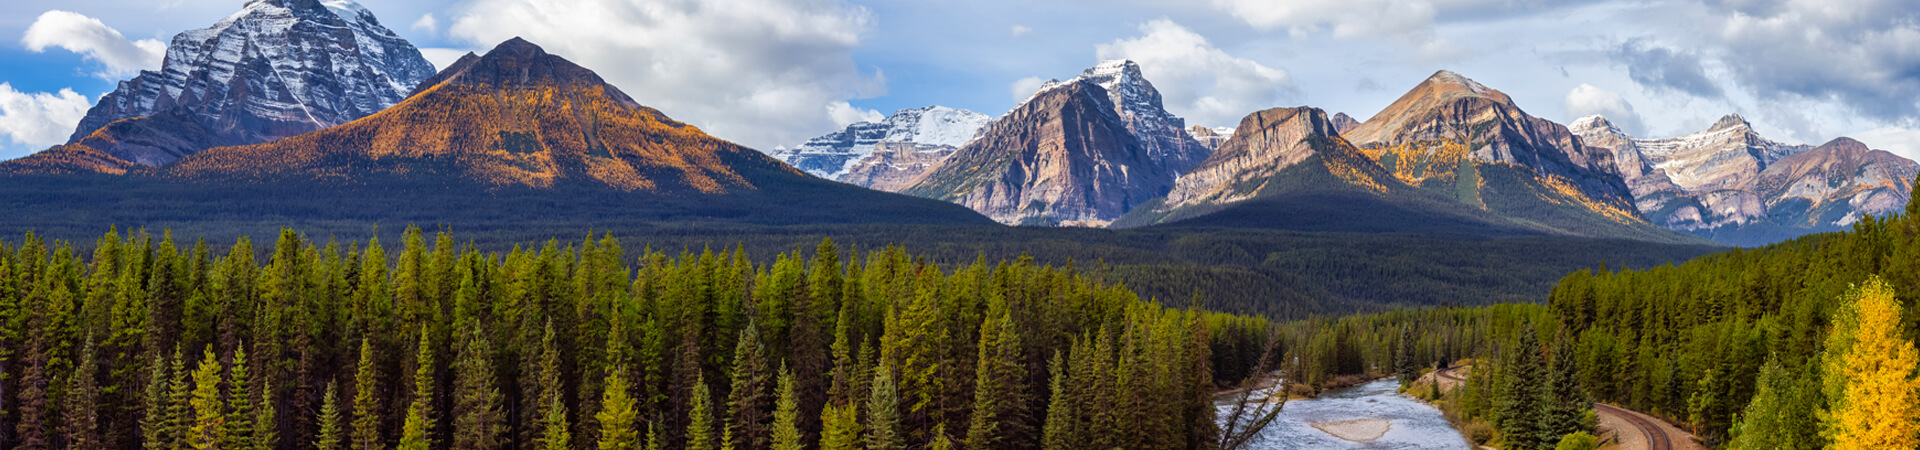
[2,0,1918,162]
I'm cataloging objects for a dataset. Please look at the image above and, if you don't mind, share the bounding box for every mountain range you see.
[1,0,1911,246]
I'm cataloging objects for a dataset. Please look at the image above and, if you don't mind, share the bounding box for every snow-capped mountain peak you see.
[772,106,990,179]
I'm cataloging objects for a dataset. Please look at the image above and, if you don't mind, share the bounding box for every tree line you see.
[1543,183,1920,448]
[0,227,1279,450]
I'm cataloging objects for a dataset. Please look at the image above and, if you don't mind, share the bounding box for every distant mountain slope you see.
[1573,115,1916,245]
[52,0,435,168]
[772,106,988,182]
[1113,106,1698,243]
[900,60,1213,226]
[904,79,1171,226]
[0,38,994,229]
[1345,71,1635,214]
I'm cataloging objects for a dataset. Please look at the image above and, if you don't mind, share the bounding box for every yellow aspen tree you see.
[1824,277,1920,449]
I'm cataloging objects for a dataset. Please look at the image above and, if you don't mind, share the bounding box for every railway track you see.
[1594,403,1671,450]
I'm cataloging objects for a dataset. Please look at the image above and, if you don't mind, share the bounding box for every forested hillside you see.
[1278,181,1920,449]
[0,228,1275,449]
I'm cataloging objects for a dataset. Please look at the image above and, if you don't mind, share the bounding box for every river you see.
[1227,379,1472,449]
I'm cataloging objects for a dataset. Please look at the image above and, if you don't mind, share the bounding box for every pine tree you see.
[1730,357,1822,449]
[688,375,718,450]
[597,366,639,450]
[1496,328,1546,450]
[964,314,1024,450]
[142,350,172,450]
[453,329,504,450]
[351,340,382,450]
[865,370,903,450]
[63,335,103,450]
[254,378,278,450]
[1394,325,1417,387]
[188,347,227,450]
[1538,335,1587,445]
[1824,277,1920,449]
[769,368,802,450]
[316,382,344,450]
[1039,351,1073,450]
[400,329,436,450]
[542,397,573,450]
[224,345,255,450]
[168,346,195,450]
[818,402,861,450]
[725,325,770,450]
[16,336,49,450]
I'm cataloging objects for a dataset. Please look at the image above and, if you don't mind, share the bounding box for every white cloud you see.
[417,48,474,71]
[1208,0,1478,59]
[411,13,439,34]
[1564,83,1646,137]
[1010,25,1032,37]
[1095,19,1294,128]
[1009,76,1047,103]
[825,101,882,127]
[448,0,883,150]
[0,83,90,150]
[1853,127,1920,162]
[20,10,165,78]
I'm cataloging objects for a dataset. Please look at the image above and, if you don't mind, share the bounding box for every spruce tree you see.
[1538,335,1587,445]
[596,365,639,450]
[769,368,802,450]
[224,345,254,450]
[864,370,903,450]
[542,397,573,450]
[16,338,49,450]
[63,335,102,450]
[453,329,504,450]
[1394,325,1417,388]
[188,347,227,450]
[1495,328,1545,450]
[1039,351,1072,450]
[316,382,344,450]
[142,350,172,450]
[254,378,278,450]
[725,325,770,450]
[400,329,436,450]
[168,346,194,450]
[687,375,717,450]
[351,340,382,450]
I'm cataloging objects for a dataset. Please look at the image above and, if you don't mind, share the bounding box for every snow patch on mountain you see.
[772,105,990,179]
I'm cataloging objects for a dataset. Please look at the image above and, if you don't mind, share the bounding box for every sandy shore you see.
[1311,418,1391,442]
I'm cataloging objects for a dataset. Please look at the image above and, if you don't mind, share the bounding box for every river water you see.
[1228,379,1472,449]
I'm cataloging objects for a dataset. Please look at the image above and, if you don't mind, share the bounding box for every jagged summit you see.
[1709,113,1751,132]
[48,0,433,167]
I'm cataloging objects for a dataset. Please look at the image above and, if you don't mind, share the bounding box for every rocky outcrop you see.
[1344,71,1634,212]
[1159,107,1387,211]
[772,106,988,180]
[62,0,434,166]
[902,80,1171,226]
[1331,112,1362,135]
[1757,137,1916,227]
[1043,60,1212,175]
[1189,126,1231,152]
[838,141,958,192]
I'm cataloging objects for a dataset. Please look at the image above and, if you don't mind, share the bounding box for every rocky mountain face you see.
[164,37,790,193]
[772,106,988,180]
[1154,107,1393,214]
[1574,115,1916,235]
[1343,71,1637,217]
[62,0,434,167]
[1189,126,1230,152]
[837,141,958,192]
[1330,112,1362,135]
[903,80,1172,226]
[1043,60,1212,175]
[0,38,994,228]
